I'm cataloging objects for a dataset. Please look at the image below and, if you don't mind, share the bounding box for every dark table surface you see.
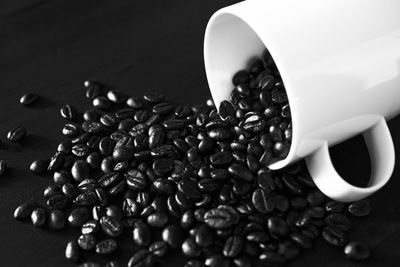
[1,0,400,266]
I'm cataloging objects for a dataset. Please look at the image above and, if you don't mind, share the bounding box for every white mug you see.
[204,0,400,201]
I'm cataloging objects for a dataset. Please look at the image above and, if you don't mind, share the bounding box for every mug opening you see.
[204,11,298,169]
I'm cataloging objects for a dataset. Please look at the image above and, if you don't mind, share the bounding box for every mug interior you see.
[204,11,298,169]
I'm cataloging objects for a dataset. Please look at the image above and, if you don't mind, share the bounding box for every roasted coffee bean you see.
[63,123,80,137]
[344,241,370,261]
[0,159,7,175]
[147,212,169,228]
[322,226,347,247]
[128,249,155,267]
[82,220,100,235]
[71,160,90,182]
[99,172,121,188]
[281,174,303,195]
[68,207,90,227]
[133,220,151,246]
[149,241,168,257]
[153,158,174,177]
[290,232,312,249]
[232,70,250,85]
[86,152,102,169]
[107,89,126,104]
[268,217,289,238]
[96,239,118,254]
[126,97,144,109]
[101,156,115,173]
[82,121,104,134]
[325,213,351,231]
[43,184,62,199]
[178,180,201,200]
[184,260,203,267]
[228,163,253,182]
[194,224,213,247]
[79,262,100,267]
[348,200,371,217]
[126,169,148,191]
[223,235,244,258]
[273,142,290,159]
[162,224,184,249]
[65,240,80,262]
[307,190,326,206]
[204,207,237,229]
[29,159,47,174]
[20,93,39,106]
[123,198,141,217]
[7,126,27,142]
[47,194,68,210]
[208,128,234,140]
[105,261,119,267]
[100,216,123,237]
[252,188,275,214]
[205,254,230,267]
[259,251,286,265]
[210,151,232,167]
[72,144,90,157]
[325,201,345,213]
[61,104,77,120]
[219,100,236,123]
[144,93,164,103]
[93,96,111,110]
[181,210,195,230]
[83,110,99,121]
[78,234,97,250]
[31,207,46,227]
[182,237,201,258]
[74,191,97,206]
[14,202,36,220]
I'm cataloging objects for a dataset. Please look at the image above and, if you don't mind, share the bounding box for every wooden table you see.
[0,0,399,266]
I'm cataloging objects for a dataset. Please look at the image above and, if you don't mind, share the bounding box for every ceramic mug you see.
[204,0,400,201]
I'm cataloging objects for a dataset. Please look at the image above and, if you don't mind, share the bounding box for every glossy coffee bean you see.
[100,216,123,237]
[128,249,155,267]
[81,220,100,235]
[252,188,274,214]
[96,239,118,255]
[147,212,169,228]
[61,104,77,120]
[30,159,48,174]
[126,169,148,191]
[68,207,90,228]
[162,224,184,249]
[65,240,80,262]
[132,220,151,246]
[348,200,371,217]
[344,241,370,261]
[182,237,201,258]
[78,234,97,250]
[149,241,168,257]
[20,93,39,106]
[223,235,244,258]
[7,126,27,142]
[31,207,46,227]
[322,226,347,247]
[71,160,90,182]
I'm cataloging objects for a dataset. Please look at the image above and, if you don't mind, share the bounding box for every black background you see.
[0,0,400,266]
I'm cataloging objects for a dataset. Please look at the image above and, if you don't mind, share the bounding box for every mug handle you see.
[305,117,395,202]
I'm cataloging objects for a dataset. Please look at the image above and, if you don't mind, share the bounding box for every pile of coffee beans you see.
[13,50,371,266]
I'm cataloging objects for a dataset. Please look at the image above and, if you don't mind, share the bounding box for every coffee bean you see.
[252,188,275,214]
[105,261,120,267]
[93,96,111,110]
[133,220,151,246]
[259,251,286,265]
[207,128,234,140]
[123,198,141,217]
[65,240,80,262]
[344,241,370,261]
[184,260,203,267]
[96,239,118,254]
[82,121,104,134]
[61,104,77,120]
[194,224,213,247]
[20,93,39,106]
[14,202,36,220]
[281,174,303,195]
[72,144,91,157]
[68,207,90,227]
[205,254,230,267]
[228,164,254,182]
[78,234,97,250]
[0,159,7,175]
[126,97,144,109]
[128,249,155,267]
[47,194,68,209]
[149,241,168,257]
[74,191,97,206]
[223,235,244,258]
[348,200,371,217]
[83,109,99,121]
[182,237,201,258]
[178,180,201,200]
[31,207,46,227]
[152,158,174,177]
[147,212,169,228]
[162,224,184,249]
[204,207,237,229]
[325,213,351,231]
[71,160,90,182]
[268,217,289,238]
[7,126,27,142]
[126,169,148,191]
[210,152,232,167]
[79,262,100,267]
[62,123,80,137]
[232,70,250,85]
[100,216,123,237]
[82,220,100,235]
[325,201,345,213]
[107,89,126,104]
[322,226,347,247]
[43,184,62,198]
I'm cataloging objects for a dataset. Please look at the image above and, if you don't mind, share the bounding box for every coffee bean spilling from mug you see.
[13,51,372,266]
